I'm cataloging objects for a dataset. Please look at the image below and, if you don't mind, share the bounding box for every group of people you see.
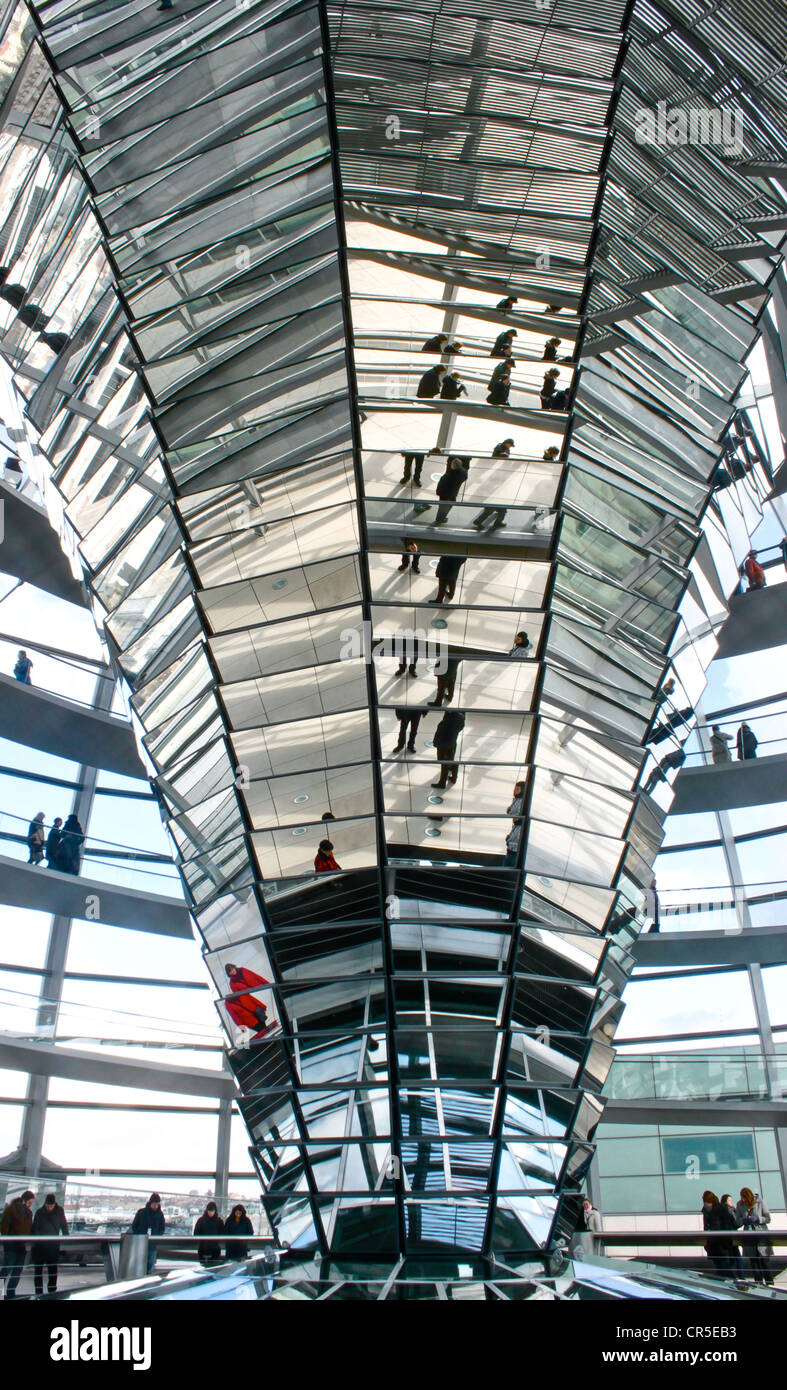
[1,1190,69,1298]
[413,321,572,411]
[709,721,758,763]
[415,361,570,411]
[397,442,558,544]
[132,1194,258,1274]
[702,1188,774,1286]
[26,812,84,873]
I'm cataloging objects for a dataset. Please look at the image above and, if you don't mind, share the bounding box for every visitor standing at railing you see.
[26,811,46,864]
[45,816,63,867]
[32,1192,69,1296]
[130,1193,166,1275]
[710,724,732,763]
[736,721,758,761]
[13,648,32,683]
[194,1202,225,1265]
[224,1205,254,1261]
[0,1190,34,1299]
[53,813,85,874]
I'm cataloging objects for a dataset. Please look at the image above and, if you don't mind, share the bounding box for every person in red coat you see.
[224,963,272,1036]
[314,839,341,872]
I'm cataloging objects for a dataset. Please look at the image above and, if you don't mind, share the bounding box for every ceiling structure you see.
[0,0,786,1257]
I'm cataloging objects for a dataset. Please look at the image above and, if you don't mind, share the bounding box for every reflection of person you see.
[130,1193,165,1275]
[416,366,445,398]
[540,368,568,409]
[428,657,460,706]
[430,555,465,604]
[393,707,422,754]
[542,337,561,361]
[487,367,511,405]
[32,1193,69,1297]
[432,710,465,789]
[496,296,517,311]
[643,747,685,794]
[422,333,448,353]
[509,632,531,658]
[491,330,515,357]
[503,781,525,865]
[440,371,466,401]
[194,1202,225,1265]
[434,458,468,525]
[399,453,424,486]
[710,725,732,763]
[736,722,758,760]
[398,539,420,574]
[224,963,271,1036]
[315,839,341,872]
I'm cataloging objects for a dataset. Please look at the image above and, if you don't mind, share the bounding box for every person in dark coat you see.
[225,1204,254,1261]
[53,814,84,875]
[736,722,758,760]
[718,1195,745,1282]
[194,1202,225,1265]
[432,709,465,789]
[487,367,511,406]
[398,539,420,575]
[542,337,561,361]
[224,963,271,1036]
[393,706,422,754]
[130,1193,165,1274]
[473,439,516,529]
[491,329,516,357]
[541,368,569,410]
[45,816,63,867]
[434,458,468,525]
[27,812,46,865]
[496,296,517,311]
[440,371,466,401]
[315,839,341,872]
[422,333,448,353]
[430,554,465,604]
[416,365,445,398]
[701,1191,726,1276]
[14,649,32,683]
[399,452,424,486]
[428,656,460,706]
[32,1193,69,1296]
[1,1190,34,1299]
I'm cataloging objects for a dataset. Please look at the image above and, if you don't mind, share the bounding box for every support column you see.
[19,672,115,1176]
